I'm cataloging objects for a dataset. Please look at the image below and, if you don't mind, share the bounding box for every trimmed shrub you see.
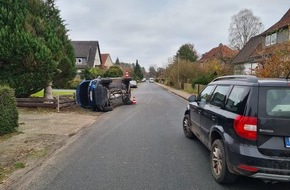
[0,86,18,135]
[104,66,123,77]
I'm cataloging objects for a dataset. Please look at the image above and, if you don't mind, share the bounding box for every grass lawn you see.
[31,89,76,98]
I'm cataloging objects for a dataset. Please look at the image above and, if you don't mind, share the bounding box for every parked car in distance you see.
[149,78,154,83]
[183,75,290,184]
[141,78,146,82]
[130,80,137,88]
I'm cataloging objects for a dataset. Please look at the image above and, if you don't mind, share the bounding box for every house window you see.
[265,35,271,46]
[76,58,82,65]
[76,58,87,65]
[271,33,277,45]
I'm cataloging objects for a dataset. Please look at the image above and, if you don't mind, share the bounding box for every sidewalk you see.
[156,83,192,100]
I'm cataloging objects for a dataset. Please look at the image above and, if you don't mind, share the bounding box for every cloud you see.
[56,0,290,69]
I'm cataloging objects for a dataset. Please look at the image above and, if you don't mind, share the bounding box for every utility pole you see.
[177,55,180,89]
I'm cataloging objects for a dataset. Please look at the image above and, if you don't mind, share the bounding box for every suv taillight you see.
[234,115,257,141]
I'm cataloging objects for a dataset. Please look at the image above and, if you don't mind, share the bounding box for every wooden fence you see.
[16,94,76,112]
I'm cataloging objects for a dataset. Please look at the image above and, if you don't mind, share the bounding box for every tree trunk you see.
[44,82,54,99]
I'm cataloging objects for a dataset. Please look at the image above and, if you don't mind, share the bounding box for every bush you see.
[104,66,123,77]
[0,86,18,135]
[192,72,217,89]
[67,78,82,89]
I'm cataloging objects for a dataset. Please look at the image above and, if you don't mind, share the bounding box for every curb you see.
[155,83,191,101]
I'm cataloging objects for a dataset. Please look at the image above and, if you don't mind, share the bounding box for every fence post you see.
[56,94,60,112]
[73,93,76,104]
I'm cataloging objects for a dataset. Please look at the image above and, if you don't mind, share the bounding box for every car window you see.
[258,87,290,117]
[266,89,290,117]
[209,85,230,107]
[197,85,215,103]
[225,86,250,114]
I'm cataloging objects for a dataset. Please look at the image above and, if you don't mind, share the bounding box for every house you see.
[71,41,103,74]
[198,43,238,66]
[101,53,114,68]
[232,8,290,74]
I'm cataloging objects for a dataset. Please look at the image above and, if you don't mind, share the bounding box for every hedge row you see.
[0,85,18,135]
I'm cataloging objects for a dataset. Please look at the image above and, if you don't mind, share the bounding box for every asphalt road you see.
[22,82,289,190]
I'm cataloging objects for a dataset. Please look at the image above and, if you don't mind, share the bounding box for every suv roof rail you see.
[212,75,258,83]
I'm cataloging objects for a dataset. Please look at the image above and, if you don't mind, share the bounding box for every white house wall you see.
[93,47,101,67]
[105,56,114,68]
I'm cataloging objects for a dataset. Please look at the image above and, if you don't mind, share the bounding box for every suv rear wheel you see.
[183,114,195,139]
[210,139,237,184]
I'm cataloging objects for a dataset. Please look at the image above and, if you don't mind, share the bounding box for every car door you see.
[257,87,290,157]
[189,85,215,139]
[199,85,230,147]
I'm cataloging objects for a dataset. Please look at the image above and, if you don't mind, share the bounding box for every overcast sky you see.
[55,0,289,70]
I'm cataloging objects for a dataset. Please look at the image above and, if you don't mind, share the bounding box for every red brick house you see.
[198,43,238,66]
[101,53,114,69]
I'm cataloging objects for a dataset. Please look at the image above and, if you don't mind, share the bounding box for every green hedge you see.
[0,86,18,135]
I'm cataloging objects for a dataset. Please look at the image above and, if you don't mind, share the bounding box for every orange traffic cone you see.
[132,96,136,104]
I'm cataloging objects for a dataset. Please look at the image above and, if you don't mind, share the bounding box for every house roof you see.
[101,54,109,67]
[262,8,290,35]
[232,9,290,65]
[231,35,263,64]
[199,43,238,63]
[71,41,102,68]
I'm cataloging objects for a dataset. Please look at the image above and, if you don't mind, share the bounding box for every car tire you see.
[183,114,195,139]
[210,139,237,184]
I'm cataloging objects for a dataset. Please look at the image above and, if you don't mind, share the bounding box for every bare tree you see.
[229,9,263,50]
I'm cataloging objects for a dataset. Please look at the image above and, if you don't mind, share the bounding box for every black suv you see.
[183,75,290,183]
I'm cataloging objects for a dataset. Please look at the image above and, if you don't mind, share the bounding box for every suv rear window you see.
[259,87,290,117]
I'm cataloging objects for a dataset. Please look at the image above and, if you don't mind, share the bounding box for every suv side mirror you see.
[188,95,197,102]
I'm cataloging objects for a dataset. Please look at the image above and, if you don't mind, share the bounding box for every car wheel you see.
[183,114,195,139]
[210,139,237,184]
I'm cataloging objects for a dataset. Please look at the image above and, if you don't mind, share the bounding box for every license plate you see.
[285,137,290,148]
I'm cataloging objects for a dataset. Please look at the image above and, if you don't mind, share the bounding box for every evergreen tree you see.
[115,57,120,65]
[46,0,76,88]
[133,60,143,80]
[0,0,76,97]
[176,44,198,62]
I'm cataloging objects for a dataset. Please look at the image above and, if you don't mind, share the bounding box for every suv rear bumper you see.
[225,141,290,182]
[251,173,290,182]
